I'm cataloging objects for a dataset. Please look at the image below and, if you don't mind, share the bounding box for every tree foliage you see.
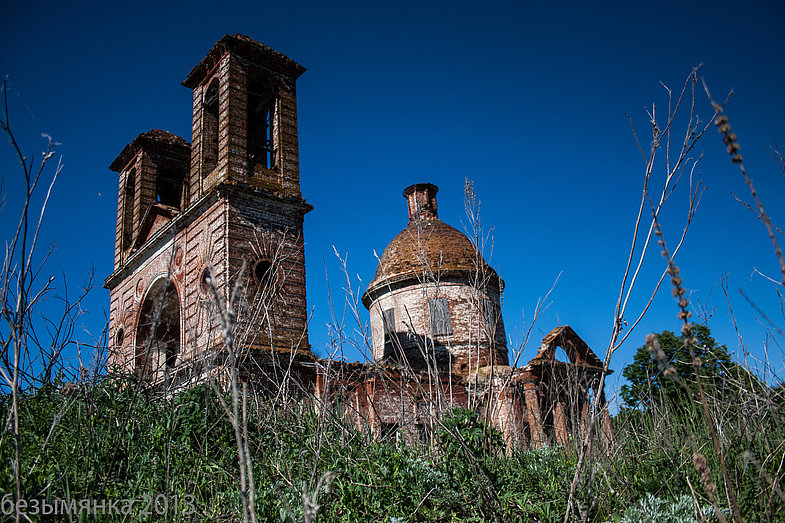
[621,324,734,409]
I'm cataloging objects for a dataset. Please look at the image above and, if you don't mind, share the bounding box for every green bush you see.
[608,493,717,523]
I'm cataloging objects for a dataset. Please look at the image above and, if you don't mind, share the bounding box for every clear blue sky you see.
[2,0,784,401]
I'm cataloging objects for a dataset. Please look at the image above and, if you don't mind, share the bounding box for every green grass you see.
[1,375,783,521]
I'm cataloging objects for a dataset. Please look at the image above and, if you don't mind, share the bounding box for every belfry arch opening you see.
[135,278,181,383]
[122,168,135,250]
[247,77,276,169]
[202,79,220,177]
[155,167,184,209]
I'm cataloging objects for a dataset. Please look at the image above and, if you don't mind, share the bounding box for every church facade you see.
[105,34,611,448]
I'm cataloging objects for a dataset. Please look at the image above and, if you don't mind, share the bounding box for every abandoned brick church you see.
[105,34,611,448]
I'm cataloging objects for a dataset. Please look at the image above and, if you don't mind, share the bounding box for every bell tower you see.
[182,34,306,199]
[107,35,312,386]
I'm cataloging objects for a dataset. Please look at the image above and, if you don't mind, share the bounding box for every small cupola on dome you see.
[404,183,439,222]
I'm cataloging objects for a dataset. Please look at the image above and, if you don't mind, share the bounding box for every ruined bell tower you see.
[106,35,312,385]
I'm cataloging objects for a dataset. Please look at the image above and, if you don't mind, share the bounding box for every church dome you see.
[363,183,500,306]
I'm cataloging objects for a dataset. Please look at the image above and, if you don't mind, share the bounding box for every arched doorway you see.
[135,278,180,383]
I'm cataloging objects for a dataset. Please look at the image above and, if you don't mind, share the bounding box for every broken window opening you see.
[122,169,136,250]
[555,346,570,363]
[428,297,452,336]
[247,78,276,169]
[155,168,184,209]
[416,423,432,445]
[380,422,399,442]
[202,79,219,177]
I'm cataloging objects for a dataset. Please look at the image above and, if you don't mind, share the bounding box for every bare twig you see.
[704,80,785,288]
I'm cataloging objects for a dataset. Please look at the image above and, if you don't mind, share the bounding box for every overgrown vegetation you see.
[610,326,785,521]
[1,372,782,521]
[0,380,578,521]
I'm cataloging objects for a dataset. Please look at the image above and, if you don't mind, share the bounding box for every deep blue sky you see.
[2,0,784,401]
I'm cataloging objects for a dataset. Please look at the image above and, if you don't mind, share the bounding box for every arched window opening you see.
[199,266,214,296]
[155,168,184,209]
[135,278,180,384]
[247,78,275,169]
[482,298,498,334]
[203,79,220,176]
[122,169,136,250]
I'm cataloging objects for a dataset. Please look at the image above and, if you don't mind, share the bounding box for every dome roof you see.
[363,183,504,307]
[362,183,502,307]
[371,218,495,285]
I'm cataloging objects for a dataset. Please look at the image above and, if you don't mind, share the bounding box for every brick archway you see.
[135,277,181,383]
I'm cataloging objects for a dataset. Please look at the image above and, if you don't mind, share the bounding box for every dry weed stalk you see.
[0,78,107,522]
[704,82,785,288]
[0,77,64,523]
[565,66,719,521]
[649,206,740,522]
[694,80,785,522]
[203,262,257,523]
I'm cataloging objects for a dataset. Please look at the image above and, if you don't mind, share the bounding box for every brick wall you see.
[368,278,508,376]
[226,188,310,351]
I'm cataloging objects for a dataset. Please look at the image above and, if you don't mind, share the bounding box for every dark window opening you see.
[155,168,184,209]
[380,422,399,442]
[253,259,275,285]
[203,79,219,176]
[416,423,432,445]
[200,267,213,296]
[428,297,452,336]
[247,79,275,169]
[115,327,125,347]
[522,415,532,443]
[122,169,136,250]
